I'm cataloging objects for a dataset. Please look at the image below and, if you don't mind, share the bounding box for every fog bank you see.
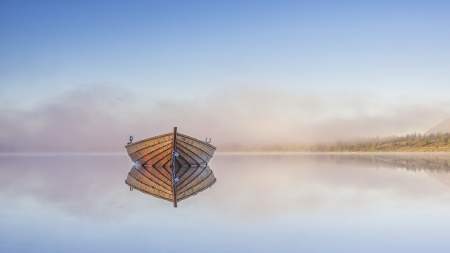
[1,85,449,152]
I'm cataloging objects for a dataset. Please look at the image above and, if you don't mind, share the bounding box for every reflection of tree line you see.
[316,154,450,173]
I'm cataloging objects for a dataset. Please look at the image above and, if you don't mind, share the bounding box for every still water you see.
[1,153,450,253]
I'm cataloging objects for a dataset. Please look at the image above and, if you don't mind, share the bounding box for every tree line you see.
[226,132,450,152]
[301,132,450,152]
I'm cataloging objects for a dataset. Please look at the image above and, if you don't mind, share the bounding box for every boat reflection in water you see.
[124,127,216,207]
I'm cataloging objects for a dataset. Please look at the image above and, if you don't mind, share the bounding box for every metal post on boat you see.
[171,127,178,208]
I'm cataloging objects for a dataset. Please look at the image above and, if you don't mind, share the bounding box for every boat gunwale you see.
[125,132,216,150]
[128,139,173,157]
[125,133,172,149]
[177,133,216,150]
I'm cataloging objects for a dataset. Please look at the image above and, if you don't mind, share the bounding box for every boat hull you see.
[124,131,216,204]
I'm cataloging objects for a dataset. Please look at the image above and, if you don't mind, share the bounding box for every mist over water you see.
[1,153,450,253]
[1,86,450,153]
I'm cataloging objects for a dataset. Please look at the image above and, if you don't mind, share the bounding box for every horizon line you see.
[1,151,450,156]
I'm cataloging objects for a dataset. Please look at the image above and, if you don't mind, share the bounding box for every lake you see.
[1,153,450,253]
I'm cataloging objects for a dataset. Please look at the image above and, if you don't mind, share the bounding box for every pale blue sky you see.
[1,1,449,107]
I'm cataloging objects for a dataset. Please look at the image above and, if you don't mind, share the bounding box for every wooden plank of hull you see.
[125,174,173,202]
[177,165,212,192]
[129,166,172,194]
[178,174,216,201]
[178,179,216,202]
[176,144,207,165]
[178,144,212,164]
[175,155,190,167]
[163,156,175,174]
[134,165,171,187]
[176,164,207,190]
[125,133,172,156]
[177,142,213,164]
[176,166,199,189]
[177,133,216,156]
[175,146,201,166]
[174,164,192,183]
[129,166,172,193]
[129,141,172,162]
[143,165,172,184]
[173,159,184,175]
[141,147,172,166]
[152,151,172,167]
[134,144,171,165]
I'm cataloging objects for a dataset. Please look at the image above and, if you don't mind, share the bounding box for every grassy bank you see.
[313,132,450,152]
[226,132,450,152]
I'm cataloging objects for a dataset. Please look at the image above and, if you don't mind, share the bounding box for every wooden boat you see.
[124,127,216,207]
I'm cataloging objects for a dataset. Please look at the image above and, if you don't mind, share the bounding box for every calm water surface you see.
[1,153,450,253]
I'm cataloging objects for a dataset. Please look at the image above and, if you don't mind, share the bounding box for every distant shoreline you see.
[222,132,450,153]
